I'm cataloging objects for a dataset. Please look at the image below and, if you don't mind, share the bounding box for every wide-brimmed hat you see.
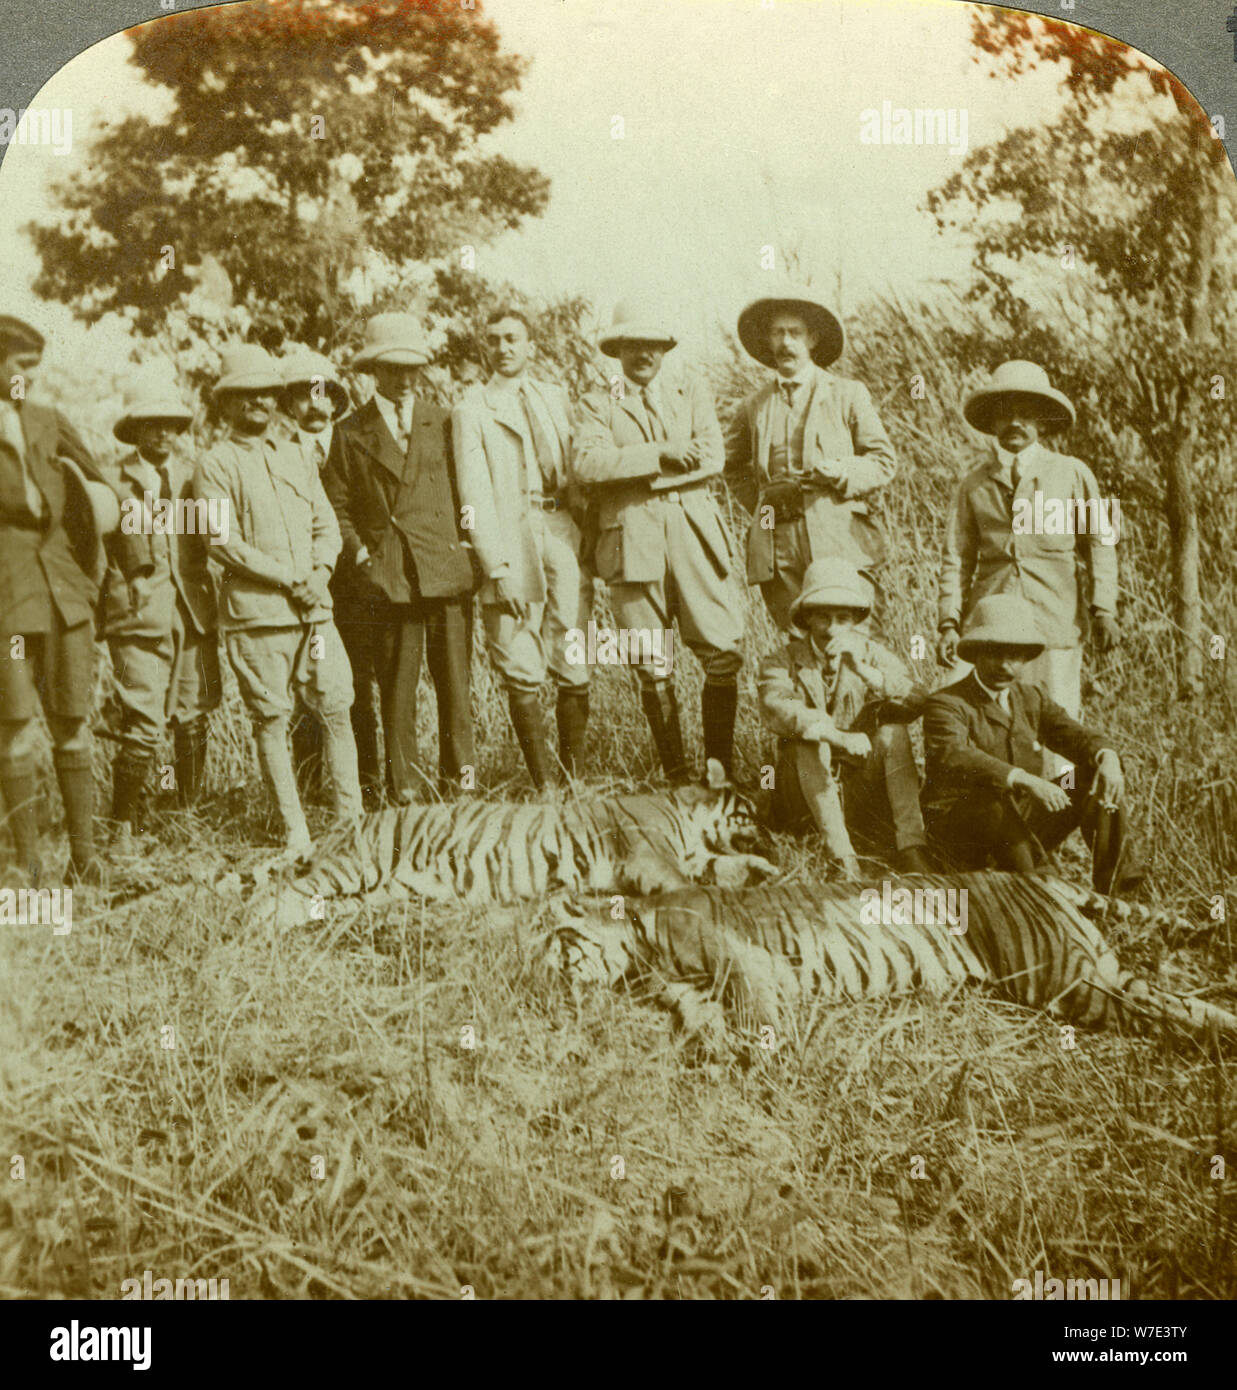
[956,594,1046,659]
[278,346,350,416]
[598,300,678,357]
[790,558,875,628]
[351,313,431,368]
[737,287,844,369]
[61,457,120,587]
[963,360,1075,434]
[0,315,45,355]
[114,364,194,444]
[212,344,284,397]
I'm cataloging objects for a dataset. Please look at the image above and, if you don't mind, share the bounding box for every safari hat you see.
[211,344,284,397]
[963,360,1075,435]
[278,346,350,416]
[737,287,844,370]
[0,314,45,355]
[61,457,120,587]
[113,364,194,444]
[956,594,1046,659]
[790,557,875,628]
[351,313,431,368]
[598,300,678,357]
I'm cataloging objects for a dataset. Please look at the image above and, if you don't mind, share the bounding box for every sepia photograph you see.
[0,0,1235,1327]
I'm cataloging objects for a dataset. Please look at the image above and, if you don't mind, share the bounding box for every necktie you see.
[398,401,414,454]
[1,404,44,518]
[780,380,798,407]
[642,388,666,441]
[519,382,561,489]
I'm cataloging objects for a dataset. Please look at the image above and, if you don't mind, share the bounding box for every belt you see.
[527,494,559,512]
[0,510,47,532]
[759,478,810,522]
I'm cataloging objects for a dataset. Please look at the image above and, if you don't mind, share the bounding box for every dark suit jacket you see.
[101,450,218,640]
[322,397,474,604]
[922,672,1107,817]
[0,402,101,633]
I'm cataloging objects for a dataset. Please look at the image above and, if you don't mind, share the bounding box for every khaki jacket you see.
[101,450,218,640]
[937,441,1119,649]
[758,632,915,749]
[572,373,730,585]
[452,375,576,605]
[194,429,340,632]
[725,367,896,582]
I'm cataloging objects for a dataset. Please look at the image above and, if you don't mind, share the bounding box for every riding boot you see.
[555,687,589,780]
[0,756,42,883]
[700,681,738,781]
[111,748,154,837]
[641,684,690,784]
[172,716,210,807]
[53,747,101,884]
[508,691,553,791]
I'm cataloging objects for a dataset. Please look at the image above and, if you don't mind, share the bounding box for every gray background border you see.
[1,1,1235,167]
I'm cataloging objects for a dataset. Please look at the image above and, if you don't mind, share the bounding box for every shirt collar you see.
[972,669,1011,709]
[993,438,1043,482]
[625,376,659,406]
[774,366,812,390]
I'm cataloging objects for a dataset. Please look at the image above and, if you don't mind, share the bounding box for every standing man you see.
[453,307,591,787]
[101,363,220,840]
[0,314,112,884]
[936,361,1119,774]
[323,313,476,803]
[725,287,896,630]
[573,301,743,782]
[275,347,355,804]
[195,344,362,857]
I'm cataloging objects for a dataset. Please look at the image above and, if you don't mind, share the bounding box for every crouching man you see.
[922,594,1141,893]
[194,345,362,858]
[757,558,931,877]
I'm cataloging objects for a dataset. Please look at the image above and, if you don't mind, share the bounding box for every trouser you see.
[769,725,928,860]
[332,576,381,801]
[927,780,1135,894]
[346,593,475,798]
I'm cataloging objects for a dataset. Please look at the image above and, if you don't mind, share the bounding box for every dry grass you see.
[3,311,1237,1300]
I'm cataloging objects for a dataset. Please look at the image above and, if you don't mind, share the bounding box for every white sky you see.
[0,0,1156,372]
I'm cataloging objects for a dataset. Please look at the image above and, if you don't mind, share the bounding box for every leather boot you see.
[641,685,690,784]
[54,748,101,884]
[555,687,589,780]
[111,749,154,836]
[508,691,553,791]
[290,712,323,805]
[172,716,210,807]
[701,681,738,781]
[0,757,42,883]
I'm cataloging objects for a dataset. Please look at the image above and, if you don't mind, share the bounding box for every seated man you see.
[922,594,1140,893]
[758,558,931,877]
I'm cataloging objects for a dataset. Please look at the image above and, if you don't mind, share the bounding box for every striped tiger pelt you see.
[544,872,1237,1045]
[251,780,776,914]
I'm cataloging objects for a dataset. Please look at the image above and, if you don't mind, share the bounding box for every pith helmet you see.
[61,458,121,587]
[963,360,1075,435]
[956,593,1046,659]
[790,558,875,628]
[279,346,350,416]
[737,286,844,369]
[114,363,194,444]
[351,313,431,368]
[598,300,678,357]
[0,314,45,355]
[212,344,284,397]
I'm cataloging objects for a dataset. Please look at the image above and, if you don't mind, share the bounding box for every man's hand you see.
[835,731,872,761]
[1090,750,1124,811]
[826,632,867,665]
[126,571,153,615]
[288,578,319,611]
[1092,615,1121,653]
[937,626,960,667]
[1010,766,1071,813]
[492,574,528,622]
[659,440,692,473]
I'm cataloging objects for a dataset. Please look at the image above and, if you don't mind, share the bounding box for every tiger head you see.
[667,757,773,861]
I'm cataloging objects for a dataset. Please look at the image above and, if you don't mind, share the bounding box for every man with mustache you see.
[322,313,476,803]
[194,344,362,858]
[453,307,591,787]
[936,361,1119,776]
[274,347,357,805]
[101,363,220,841]
[725,287,896,630]
[922,594,1139,893]
[572,301,743,782]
